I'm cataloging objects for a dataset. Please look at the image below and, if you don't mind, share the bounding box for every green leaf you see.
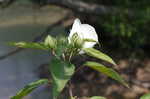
[84,61,129,87]
[140,93,150,99]
[44,35,57,49]
[9,42,48,50]
[83,48,116,66]
[11,79,49,99]
[90,96,106,99]
[50,58,75,99]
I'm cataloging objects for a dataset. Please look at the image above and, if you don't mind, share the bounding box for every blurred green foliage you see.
[103,8,150,49]
[99,0,150,49]
[82,0,150,49]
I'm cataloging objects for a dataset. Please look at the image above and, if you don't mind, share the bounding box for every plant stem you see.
[69,51,73,62]
[69,82,73,98]
[62,53,66,61]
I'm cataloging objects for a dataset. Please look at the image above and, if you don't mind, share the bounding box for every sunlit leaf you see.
[11,79,49,99]
[50,57,75,99]
[84,61,129,87]
[70,96,76,99]
[83,38,97,42]
[90,96,106,99]
[83,48,116,66]
[9,42,48,50]
[140,93,150,99]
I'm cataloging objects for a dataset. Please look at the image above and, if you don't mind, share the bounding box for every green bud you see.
[44,35,57,49]
[70,33,84,48]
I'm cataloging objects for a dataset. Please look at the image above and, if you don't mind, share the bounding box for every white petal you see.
[69,18,81,38]
[68,18,99,54]
[79,24,98,42]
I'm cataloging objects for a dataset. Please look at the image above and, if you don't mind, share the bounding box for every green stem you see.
[69,81,74,99]
[62,53,66,61]
[69,51,73,62]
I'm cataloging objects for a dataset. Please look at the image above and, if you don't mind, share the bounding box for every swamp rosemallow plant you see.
[10,18,128,99]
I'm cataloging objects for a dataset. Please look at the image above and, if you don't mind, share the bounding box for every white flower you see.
[68,18,98,52]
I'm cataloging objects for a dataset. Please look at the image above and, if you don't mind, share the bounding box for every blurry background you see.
[0,0,150,99]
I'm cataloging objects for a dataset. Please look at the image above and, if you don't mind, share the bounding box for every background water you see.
[0,3,66,99]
